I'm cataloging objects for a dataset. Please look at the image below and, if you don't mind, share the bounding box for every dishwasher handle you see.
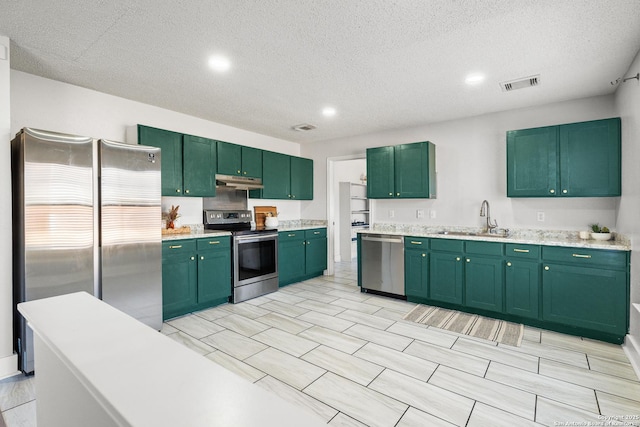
[361,235,404,244]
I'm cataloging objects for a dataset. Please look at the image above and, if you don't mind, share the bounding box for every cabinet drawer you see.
[305,228,327,239]
[279,230,306,241]
[163,239,196,254]
[197,236,230,251]
[465,241,503,256]
[506,244,540,259]
[430,238,464,253]
[542,246,627,268]
[405,237,428,249]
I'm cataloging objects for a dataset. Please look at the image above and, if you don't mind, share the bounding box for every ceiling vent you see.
[292,123,317,132]
[500,75,540,92]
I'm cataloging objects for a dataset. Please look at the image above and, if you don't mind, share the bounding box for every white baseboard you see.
[0,353,18,380]
[623,334,640,380]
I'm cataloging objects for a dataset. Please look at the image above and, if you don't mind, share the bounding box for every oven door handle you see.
[235,233,278,243]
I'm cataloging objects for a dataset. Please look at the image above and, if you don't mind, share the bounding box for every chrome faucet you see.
[480,200,498,233]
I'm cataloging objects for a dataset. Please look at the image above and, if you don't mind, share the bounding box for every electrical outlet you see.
[389,209,395,218]
[537,211,545,222]
[416,209,425,219]
[430,210,436,219]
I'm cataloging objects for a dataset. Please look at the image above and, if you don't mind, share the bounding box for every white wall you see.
[302,95,619,232]
[10,71,304,225]
[614,48,640,371]
[0,35,17,378]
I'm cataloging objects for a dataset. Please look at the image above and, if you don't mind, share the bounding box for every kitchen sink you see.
[437,231,510,238]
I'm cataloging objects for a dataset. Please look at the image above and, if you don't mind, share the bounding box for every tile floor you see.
[1,261,640,426]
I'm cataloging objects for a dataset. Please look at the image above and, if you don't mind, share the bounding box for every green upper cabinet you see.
[183,135,217,197]
[253,152,313,200]
[139,125,184,196]
[138,125,216,197]
[290,156,313,200]
[366,146,395,198]
[217,141,263,178]
[367,141,436,199]
[242,146,263,178]
[216,141,242,176]
[261,151,291,199]
[507,118,621,197]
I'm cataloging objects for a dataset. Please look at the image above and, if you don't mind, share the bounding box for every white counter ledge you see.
[18,292,326,427]
[162,229,231,242]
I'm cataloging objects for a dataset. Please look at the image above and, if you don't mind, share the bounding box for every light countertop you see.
[358,227,631,251]
[162,230,231,242]
[18,292,327,427]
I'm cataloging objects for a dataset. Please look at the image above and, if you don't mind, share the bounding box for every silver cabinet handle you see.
[169,245,182,249]
[572,254,592,259]
[314,231,321,235]
[209,241,220,245]
[513,248,529,253]
[288,233,296,237]
[410,241,422,245]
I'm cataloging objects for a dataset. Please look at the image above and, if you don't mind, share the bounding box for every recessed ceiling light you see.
[208,55,231,73]
[322,107,337,117]
[465,74,485,85]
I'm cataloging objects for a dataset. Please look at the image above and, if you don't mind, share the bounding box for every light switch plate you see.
[416,209,424,219]
[537,211,545,222]
[0,45,7,61]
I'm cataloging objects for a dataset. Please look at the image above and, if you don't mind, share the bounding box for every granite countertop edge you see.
[358,227,631,251]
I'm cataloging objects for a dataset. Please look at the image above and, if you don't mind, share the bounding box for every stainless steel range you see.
[204,209,278,303]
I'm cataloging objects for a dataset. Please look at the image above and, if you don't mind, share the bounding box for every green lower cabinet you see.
[278,228,327,286]
[162,241,198,320]
[197,248,232,304]
[505,259,540,319]
[429,251,464,305]
[405,248,428,298]
[162,238,231,320]
[305,229,327,274]
[542,263,627,336]
[464,255,503,313]
[278,232,306,285]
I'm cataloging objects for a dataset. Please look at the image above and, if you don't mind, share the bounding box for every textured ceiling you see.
[2,0,640,144]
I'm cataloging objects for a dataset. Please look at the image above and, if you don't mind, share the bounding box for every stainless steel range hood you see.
[215,174,264,190]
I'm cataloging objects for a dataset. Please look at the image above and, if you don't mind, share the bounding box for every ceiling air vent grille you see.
[292,123,317,132]
[500,75,540,92]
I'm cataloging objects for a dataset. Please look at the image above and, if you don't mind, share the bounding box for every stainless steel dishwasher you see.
[360,233,405,297]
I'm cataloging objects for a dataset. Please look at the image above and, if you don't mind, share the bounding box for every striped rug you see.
[403,304,524,347]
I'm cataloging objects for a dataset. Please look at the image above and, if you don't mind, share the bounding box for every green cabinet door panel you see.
[183,135,216,197]
[505,259,539,319]
[278,238,306,285]
[542,263,627,335]
[197,249,232,304]
[559,118,621,197]
[217,141,242,176]
[305,234,328,274]
[366,146,395,198]
[262,151,291,199]
[429,252,464,305]
[162,244,197,320]
[138,125,184,196]
[241,146,263,178]
[291,156,313,200]
[395,142,435,198]
[506,126,557,197]
[464,256,503,313]
[405,248,428,298]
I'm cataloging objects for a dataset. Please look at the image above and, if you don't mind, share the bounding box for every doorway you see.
[326,154,367,276]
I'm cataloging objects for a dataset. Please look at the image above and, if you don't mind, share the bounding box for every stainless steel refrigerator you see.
[12,128,162,374]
